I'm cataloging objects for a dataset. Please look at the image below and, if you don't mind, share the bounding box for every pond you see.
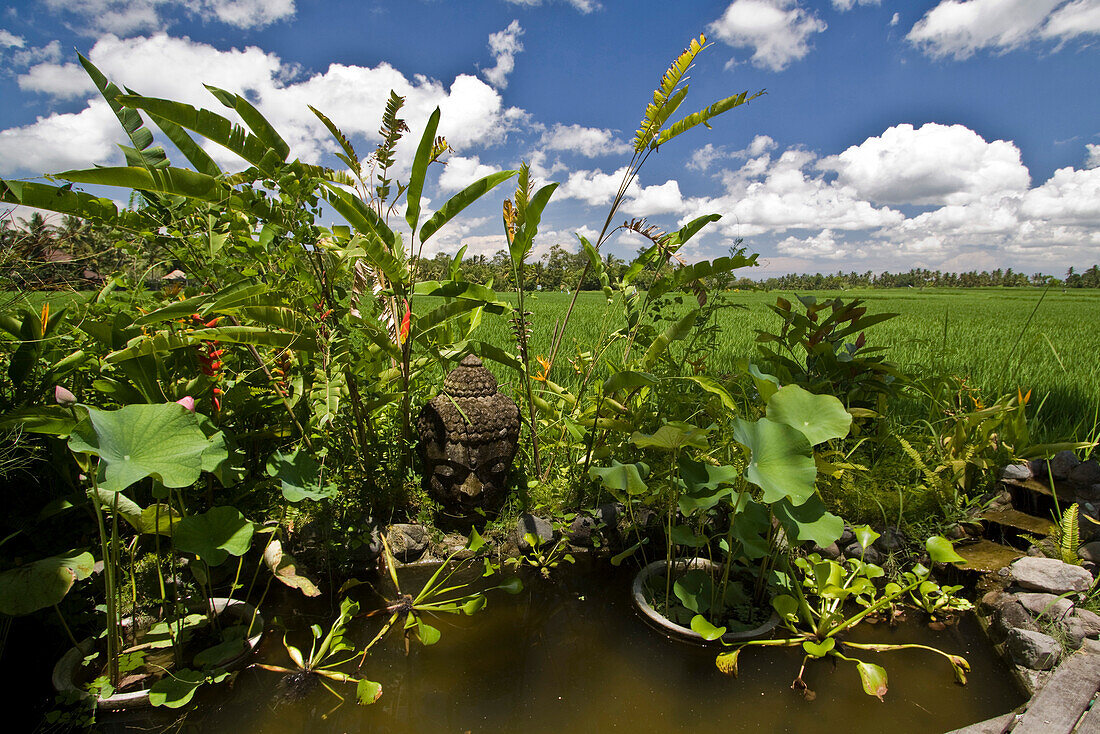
[123,558,1025,733]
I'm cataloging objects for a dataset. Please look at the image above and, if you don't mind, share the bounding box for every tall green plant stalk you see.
[89,481,120,686]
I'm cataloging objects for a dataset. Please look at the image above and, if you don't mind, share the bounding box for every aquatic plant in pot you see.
[52,401,265,709]
[594,381,853,644]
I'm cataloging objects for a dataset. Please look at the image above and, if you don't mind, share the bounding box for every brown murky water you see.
[163,558,1025,734]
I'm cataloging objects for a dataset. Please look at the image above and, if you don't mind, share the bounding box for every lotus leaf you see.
[766,384,852,446]
[732,417,816,505]
[172,506,254,566]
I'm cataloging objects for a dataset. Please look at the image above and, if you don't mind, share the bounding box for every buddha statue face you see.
[416,356,520,519]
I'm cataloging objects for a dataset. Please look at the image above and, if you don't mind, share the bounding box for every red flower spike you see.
[399,299,411,344]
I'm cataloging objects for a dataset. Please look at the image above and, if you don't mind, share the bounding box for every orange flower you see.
[532,355,551,382]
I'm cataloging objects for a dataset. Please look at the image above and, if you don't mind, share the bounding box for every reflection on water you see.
[164,558,1025,734]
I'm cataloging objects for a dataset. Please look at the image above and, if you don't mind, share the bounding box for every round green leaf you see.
[802,637,835,657]
[926,535,967,565]
[589,460,650,497]
[69,404,213,492]
[690,614,727,641]
[149,669,206,708]
[356,678,383,705]
[266,448,338,502]
[766,384,852,446]
[631,423,709,452]
[0,550,95,616]
[732,417,816,504]
[173,506,254,566]
[773,496,844,547]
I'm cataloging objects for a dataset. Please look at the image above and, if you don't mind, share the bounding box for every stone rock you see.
[1051,450,1081,480]
[387,523,430,563]
[811,542,842,560]
[517,514,554,551]
[1001,463,1033,481]
[1006,628,1061,670]
[979,590,1012,616]
[1028,458,1048,478]
[1078,541,1100,563]
[875,526,907,554]
[946,524,967,540]
[597,503,623,528]
[992,601,1040,640]
[1015,592,1074,620]
[838,525,856,548]
[1072,608,1100,637]
[439,533,472,559]
[1070,460,1100,487]
[1063,617,1088,650]
[1009,556,1094,594]
[844,541,884,565]
[567,515,599,547]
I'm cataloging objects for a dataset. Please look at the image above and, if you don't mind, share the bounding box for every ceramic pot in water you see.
[631,558,779,645]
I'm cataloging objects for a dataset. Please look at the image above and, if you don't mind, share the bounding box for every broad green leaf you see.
[0,179,144,230]
[747,364,780,403]
[193,638,248,670]
[731,499,772,559]
[204,84,290,161]
[684,375,740,414]
[416,619,441,646]
[631,423,709,452]
[670,524,707,548]
[139,503,181,536]
[462,596,487,615]
[802,638,835,657]
[148,111,221,177]
[406,107,440,235]
[172,506,254,566]
[853,525,880,551]
[56,166,228,204]
[603,371,658,394]
[420,169,517,243]
[691,614,727,641]
[92,488,143,530]
[467,526,486,552]
[498,576,523,594]
[772,594,799,620]
[926,535,967,565]
[149,669,206,708]
[674,569,714,615]
[69,404,213,492]
[677,457,739,514]
[265,449,338,502]
[0,551,95,616]
[772,495,844,547]
[766,385,852,446]
[856,661,888,700]
[716,648,741,676]
[589,460,650,497]
[356,678,383,705]
[732,417,816,505]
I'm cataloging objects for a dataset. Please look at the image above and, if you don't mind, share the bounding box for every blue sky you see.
[0,0,1098,275]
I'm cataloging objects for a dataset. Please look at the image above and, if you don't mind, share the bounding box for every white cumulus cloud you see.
[18,62,97,99]
[0,29,25,48]
[501,0,600,13]
[39,0,296,36]
[438,155,501,193]
[832,0,880,10]
[0,33,527,176]
[907,0,1100,59]
[482,20,524,90]
[540,123,630,158]
[823,123,1030,205]
[708,0,827,71]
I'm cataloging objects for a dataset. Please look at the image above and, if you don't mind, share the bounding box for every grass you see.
[473,287,1100,442]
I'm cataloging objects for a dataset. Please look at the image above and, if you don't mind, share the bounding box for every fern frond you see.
[633,34,708,153]
[1060,503,1080,565]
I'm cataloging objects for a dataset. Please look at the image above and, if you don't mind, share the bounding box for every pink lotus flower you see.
[54,385,77,406]
[175,396,196,412]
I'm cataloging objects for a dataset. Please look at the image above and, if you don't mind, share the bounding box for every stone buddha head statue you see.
[416,355,520,520]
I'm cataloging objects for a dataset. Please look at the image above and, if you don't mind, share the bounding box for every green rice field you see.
[476,288,1100,440]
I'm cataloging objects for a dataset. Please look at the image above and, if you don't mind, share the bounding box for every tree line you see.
[3,213,1098,291]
